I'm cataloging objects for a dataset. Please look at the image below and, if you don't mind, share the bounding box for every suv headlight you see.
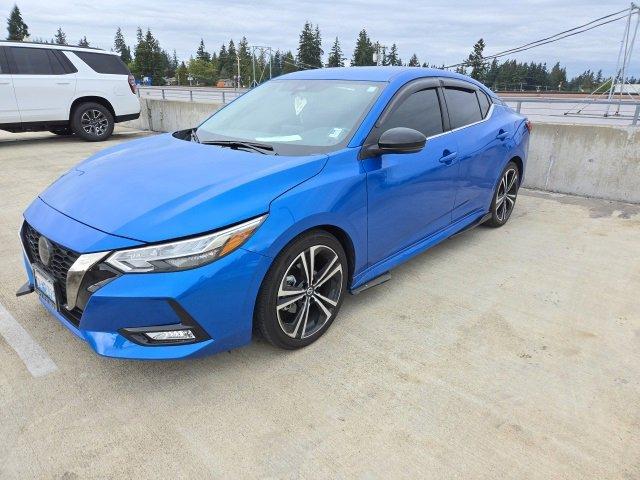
[106,215,266,273]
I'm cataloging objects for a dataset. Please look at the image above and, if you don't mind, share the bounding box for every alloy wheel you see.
[80,109,109,137]
[495,168,518,222]
[276,245,343,339]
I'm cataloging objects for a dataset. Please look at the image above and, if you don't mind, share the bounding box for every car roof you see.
[279,66,490,92]
[0,40,114,55]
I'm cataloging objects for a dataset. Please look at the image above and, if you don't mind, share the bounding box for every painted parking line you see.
[0,302,58,378]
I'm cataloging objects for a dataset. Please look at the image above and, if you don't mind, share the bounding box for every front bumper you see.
[20,199,272,360]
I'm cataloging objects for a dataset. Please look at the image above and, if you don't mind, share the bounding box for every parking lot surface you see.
[0,128,639,479]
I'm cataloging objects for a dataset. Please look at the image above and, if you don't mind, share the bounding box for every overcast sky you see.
[1,0,638,77]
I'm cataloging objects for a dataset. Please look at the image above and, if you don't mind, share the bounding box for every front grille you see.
[22,221,80,306]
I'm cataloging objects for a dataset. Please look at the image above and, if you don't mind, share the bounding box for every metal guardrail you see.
[137,86,247,104]
[137,87,640,126]
[502,96,640,126]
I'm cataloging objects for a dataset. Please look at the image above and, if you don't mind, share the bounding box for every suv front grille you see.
[21,221,80,308]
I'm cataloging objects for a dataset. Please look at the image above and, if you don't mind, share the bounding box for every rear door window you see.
[477,91,491,118]
[381,88,444,138]
[10,47,67,75]
[444,87,483,129]
[73,51,130,75]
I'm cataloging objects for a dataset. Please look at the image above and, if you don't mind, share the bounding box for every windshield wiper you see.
[200,140,277,155]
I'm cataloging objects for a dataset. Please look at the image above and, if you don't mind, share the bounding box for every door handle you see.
[496,129,510,141]
[56,81,71,85]
[0,81,10,85]
[439,150,458,165]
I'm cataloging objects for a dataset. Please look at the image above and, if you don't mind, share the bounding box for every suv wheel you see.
[255,230,348,349]
[71,102,114,141]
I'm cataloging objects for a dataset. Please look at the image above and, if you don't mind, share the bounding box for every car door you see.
[442,81,508,220]
[363,80,460,267]
[0,46,20,125]
[6,46,77,123]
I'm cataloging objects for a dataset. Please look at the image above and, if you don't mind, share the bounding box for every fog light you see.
[144,330,196,341]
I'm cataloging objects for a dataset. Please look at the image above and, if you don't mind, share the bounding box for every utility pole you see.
[236,52,241,90]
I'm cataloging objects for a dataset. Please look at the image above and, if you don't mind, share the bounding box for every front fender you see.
[242,148,368,281]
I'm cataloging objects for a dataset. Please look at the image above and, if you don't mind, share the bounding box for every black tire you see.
[255,230,348,349]
[71,102,114,141]
[485,161,519,227]
[49,127,73,136]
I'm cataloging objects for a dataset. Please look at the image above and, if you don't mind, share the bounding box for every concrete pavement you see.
[0,128,638,479]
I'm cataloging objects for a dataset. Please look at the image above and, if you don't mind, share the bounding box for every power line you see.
[489,7,631,57]
[445,7,639,69]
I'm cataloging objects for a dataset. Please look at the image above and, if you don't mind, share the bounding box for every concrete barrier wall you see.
[122,99,222,132]
[125,99,640,204]
[524,123,640,204]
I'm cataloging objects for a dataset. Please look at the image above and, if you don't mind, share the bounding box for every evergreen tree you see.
[326,37,344,67]
[407,53,420,67]
[54,27,67,45]
[113,27,132,64]
[281,50,297,73]
[196,38,210,61]
[272,49,283,77]
[170,50,179,74]
[237,37,252,85]
[217,43,229,78]
[384,43,401,66]
[351,29,375,66]
[176,61,188,85]
[227,39,237,75]
[132,28,167,85]
[467,38,487,81]
[78,36,89,47]
[296,22,323,68]
[7,4,29,40]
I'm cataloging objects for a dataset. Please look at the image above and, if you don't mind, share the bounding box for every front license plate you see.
[33,267,58,309]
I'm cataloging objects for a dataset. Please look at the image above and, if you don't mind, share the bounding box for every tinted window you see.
[74,51,130,75]
[10,47,66,75]
[477,91,491,118]
[0,47,7,73]
[445,87,483,129]
[382,88,443,137]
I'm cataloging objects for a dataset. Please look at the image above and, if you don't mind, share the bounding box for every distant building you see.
[216,79,234,88]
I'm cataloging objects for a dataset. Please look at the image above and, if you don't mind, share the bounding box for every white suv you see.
[0,41,140,141]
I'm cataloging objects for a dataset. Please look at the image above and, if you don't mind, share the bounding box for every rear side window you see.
[477,91,491,118]
[10,47,66,75]
[74,51,130,75]
[382,88,443,138]
[0,47,7,73]
[444,87,483,129]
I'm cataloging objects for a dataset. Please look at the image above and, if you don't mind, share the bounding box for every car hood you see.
[40,133,327,243]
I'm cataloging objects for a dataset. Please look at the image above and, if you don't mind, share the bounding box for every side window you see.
[10,47,66,75]
[381,88,443,138]
[73,51,130,75]
[0,47,7,73]
[477,91,491,118]
[444,87,483,129]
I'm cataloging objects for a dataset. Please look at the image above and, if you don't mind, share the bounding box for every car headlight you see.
[106,215,266,273]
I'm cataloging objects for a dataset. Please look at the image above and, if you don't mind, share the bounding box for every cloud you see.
[2,0,636,76]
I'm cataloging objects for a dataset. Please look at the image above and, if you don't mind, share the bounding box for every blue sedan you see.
[17,67,530,359]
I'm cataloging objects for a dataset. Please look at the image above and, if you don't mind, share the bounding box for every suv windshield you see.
[195,79,385,155]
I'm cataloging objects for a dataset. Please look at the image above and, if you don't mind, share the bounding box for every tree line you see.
[6,4,637,90]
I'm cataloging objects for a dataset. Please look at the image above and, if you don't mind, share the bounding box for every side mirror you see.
[378,127,426,154]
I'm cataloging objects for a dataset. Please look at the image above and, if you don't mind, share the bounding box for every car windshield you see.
[195,79,385,155]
